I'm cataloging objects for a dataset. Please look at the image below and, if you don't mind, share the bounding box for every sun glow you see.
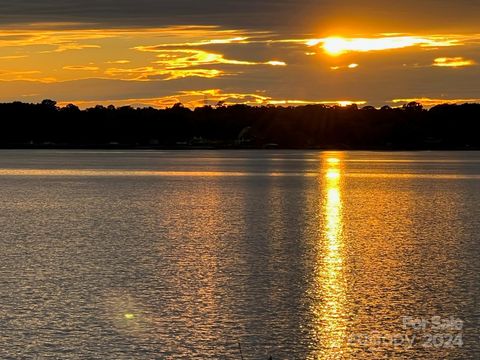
[323,37,349,56]
[266,60,287,66]
[317,36,460,56]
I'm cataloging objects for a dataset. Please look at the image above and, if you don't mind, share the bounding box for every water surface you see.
[0,150,479,359]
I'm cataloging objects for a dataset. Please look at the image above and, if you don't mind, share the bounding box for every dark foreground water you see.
[0,150,479,359]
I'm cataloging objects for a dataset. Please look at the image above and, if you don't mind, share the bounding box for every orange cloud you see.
[0,55,28,60]
[391,98,480,106]
[148,36,250,48]
[0,69,55,82]
[106,60,131,64]
[56,89,366,109]
[307,35,470,56]
[63,65,100,71]
[433,57,475,67]
[136,47,287,72]
[104,66,226,81]
[0,25,272,81]
[330,63,359,70]
[44,44,101,53]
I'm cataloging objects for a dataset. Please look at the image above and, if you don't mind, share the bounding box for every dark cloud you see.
[0,0,317,30]
[0,0,478,32]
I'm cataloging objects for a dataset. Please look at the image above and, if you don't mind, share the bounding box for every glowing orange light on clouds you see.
[391,97,480,107]
[331,63,359,70]
[56,90,366,109]
[0,25,285,83]
[433,57,475,67]
[266,60,287,66]
[307,35,462,56]
[268,100,366,107]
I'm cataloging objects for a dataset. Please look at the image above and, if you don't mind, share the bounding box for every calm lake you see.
[0,150,479,359]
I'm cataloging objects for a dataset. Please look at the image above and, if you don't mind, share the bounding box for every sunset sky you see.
[0,0,479,108]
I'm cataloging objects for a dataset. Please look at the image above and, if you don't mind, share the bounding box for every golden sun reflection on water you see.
[312,154,348,359]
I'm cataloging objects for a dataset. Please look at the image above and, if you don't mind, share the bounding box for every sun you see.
[320,35,437,56]
[323,37,348,56]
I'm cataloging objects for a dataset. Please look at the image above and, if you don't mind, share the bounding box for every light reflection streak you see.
[0,169,480,182]
[312,153,348,358]
[0,169,276,177]
[0,168,479,179]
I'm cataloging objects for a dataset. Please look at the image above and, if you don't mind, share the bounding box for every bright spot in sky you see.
[323,38,350,56]
[318,36,458,56]
[266,60,287,66]
[330,64,359,70]
[306,39,322,47]
[337,101,360,107]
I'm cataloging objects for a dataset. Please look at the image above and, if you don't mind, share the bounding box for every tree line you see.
[0,100,479,149]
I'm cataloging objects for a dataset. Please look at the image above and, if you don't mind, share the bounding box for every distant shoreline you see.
[1,101,479,150]
[0,145,479,151]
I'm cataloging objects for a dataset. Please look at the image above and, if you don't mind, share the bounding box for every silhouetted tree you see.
[0,99,478,149]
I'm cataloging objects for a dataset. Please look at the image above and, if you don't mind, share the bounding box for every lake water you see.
[0,150,479,359]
